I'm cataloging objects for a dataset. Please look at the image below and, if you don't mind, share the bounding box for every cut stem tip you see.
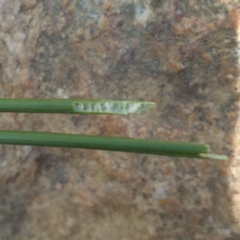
[199,153,228,160]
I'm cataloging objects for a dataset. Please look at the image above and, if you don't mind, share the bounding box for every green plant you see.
[0,98,227,160]
[0,99,154,115]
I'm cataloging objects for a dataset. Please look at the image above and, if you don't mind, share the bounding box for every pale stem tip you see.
[199,153,228,161]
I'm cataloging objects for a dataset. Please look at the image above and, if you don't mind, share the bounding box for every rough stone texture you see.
[0,0,240,239]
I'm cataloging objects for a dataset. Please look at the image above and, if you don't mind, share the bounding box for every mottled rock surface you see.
[0,0,240,239]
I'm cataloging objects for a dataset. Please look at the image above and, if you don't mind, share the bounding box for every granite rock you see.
[0,0,240,239]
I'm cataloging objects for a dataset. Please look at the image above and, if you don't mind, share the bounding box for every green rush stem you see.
[0,130,227,160]
[0,99,155,115]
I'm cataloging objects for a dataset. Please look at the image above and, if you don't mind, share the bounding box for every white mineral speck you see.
[134,3,153,26]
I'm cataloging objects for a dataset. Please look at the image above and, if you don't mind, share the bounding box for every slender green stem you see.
[0,130,227,160]
[0,99,155,115]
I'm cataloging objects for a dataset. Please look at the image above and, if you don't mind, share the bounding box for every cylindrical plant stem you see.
[0,130,227,160]
[0,99,155,115]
